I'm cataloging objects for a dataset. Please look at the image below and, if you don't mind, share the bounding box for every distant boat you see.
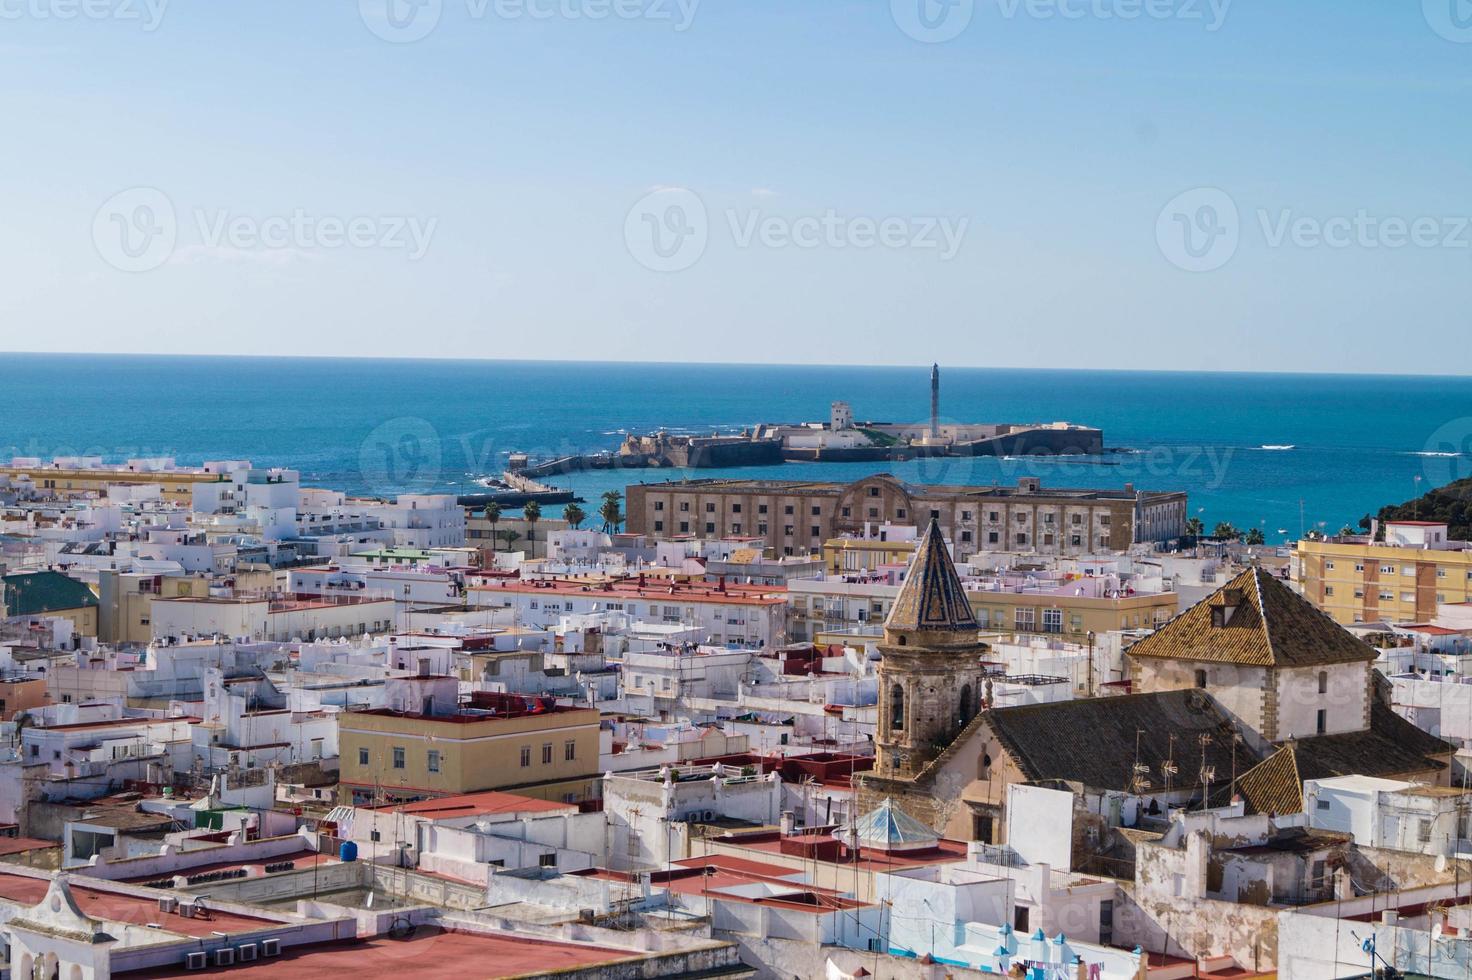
[1260,444,1296,451]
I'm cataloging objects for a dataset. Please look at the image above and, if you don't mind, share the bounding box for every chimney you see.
[780,810,796,835]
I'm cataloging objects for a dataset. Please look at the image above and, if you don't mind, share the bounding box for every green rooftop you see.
[2,571,99,617]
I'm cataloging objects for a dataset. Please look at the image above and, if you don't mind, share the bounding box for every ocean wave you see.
[1412,450,1461,458]
[1258,445,1296,451]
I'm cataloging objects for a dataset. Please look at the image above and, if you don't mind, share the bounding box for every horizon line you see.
[4,350,1470,382]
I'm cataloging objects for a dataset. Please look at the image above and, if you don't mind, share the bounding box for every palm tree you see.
[563,503,586,530]
[501,530,522,552]
[483,502,502,553]
[1244,528,1265,546]
[1212,521,1241,541]
[1185,517,1204,538]
[599,490,623,533]
[522,501,541,555]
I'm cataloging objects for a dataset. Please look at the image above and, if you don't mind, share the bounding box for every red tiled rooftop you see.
[676,853,800,878]
[661,857,868,913]
[156,926,636,978]
[0,837,56,857]
[378,790,575,819]
[731,832,972,871]
[0,873,279,937]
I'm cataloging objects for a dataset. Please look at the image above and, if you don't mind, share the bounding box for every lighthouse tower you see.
[928,362,940,441]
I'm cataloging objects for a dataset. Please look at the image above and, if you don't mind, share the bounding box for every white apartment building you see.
[147,592,397,642]
[1305,775,1472,857]
[468,578,786,649]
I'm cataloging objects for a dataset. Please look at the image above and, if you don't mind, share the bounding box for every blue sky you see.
[3,1,1471,372]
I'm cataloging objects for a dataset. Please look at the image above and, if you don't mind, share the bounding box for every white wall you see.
[1006,784,1074,869]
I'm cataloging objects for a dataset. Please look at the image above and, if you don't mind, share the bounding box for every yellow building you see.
[96,570,213,644]
[1297,522,1472,625]
[820,533,917,575]
[0,462,224,502]
[970,586,1177,638]
[791,573,1177,645]
[338,678,600,806]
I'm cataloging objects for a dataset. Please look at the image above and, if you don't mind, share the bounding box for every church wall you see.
[1274,662,1372,740]
[1130,658,1272,750]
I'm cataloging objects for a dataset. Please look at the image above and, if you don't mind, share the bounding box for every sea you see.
[2,353,1469,544]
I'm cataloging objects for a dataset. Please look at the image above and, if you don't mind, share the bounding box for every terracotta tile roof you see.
[1291,702,1452,782]
[1235,744,1304,816]
[984,690,1253,794]
[1128,567,1377,669]
[1236,703,1453,815]
[883,519,977,633]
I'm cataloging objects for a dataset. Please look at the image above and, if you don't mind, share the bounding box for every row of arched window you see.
[888,682,979,734]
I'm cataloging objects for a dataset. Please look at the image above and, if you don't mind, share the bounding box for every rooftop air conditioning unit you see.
[157,896,178,914]
[237,944,258,962]
[214,948,235,966]
[177,902,197,918]
[261,938,282,957]
[185,952,207,971]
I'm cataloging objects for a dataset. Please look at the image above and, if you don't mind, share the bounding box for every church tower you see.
[876,519,990,778]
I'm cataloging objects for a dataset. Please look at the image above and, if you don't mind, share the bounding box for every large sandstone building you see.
[625,474,1186,561]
